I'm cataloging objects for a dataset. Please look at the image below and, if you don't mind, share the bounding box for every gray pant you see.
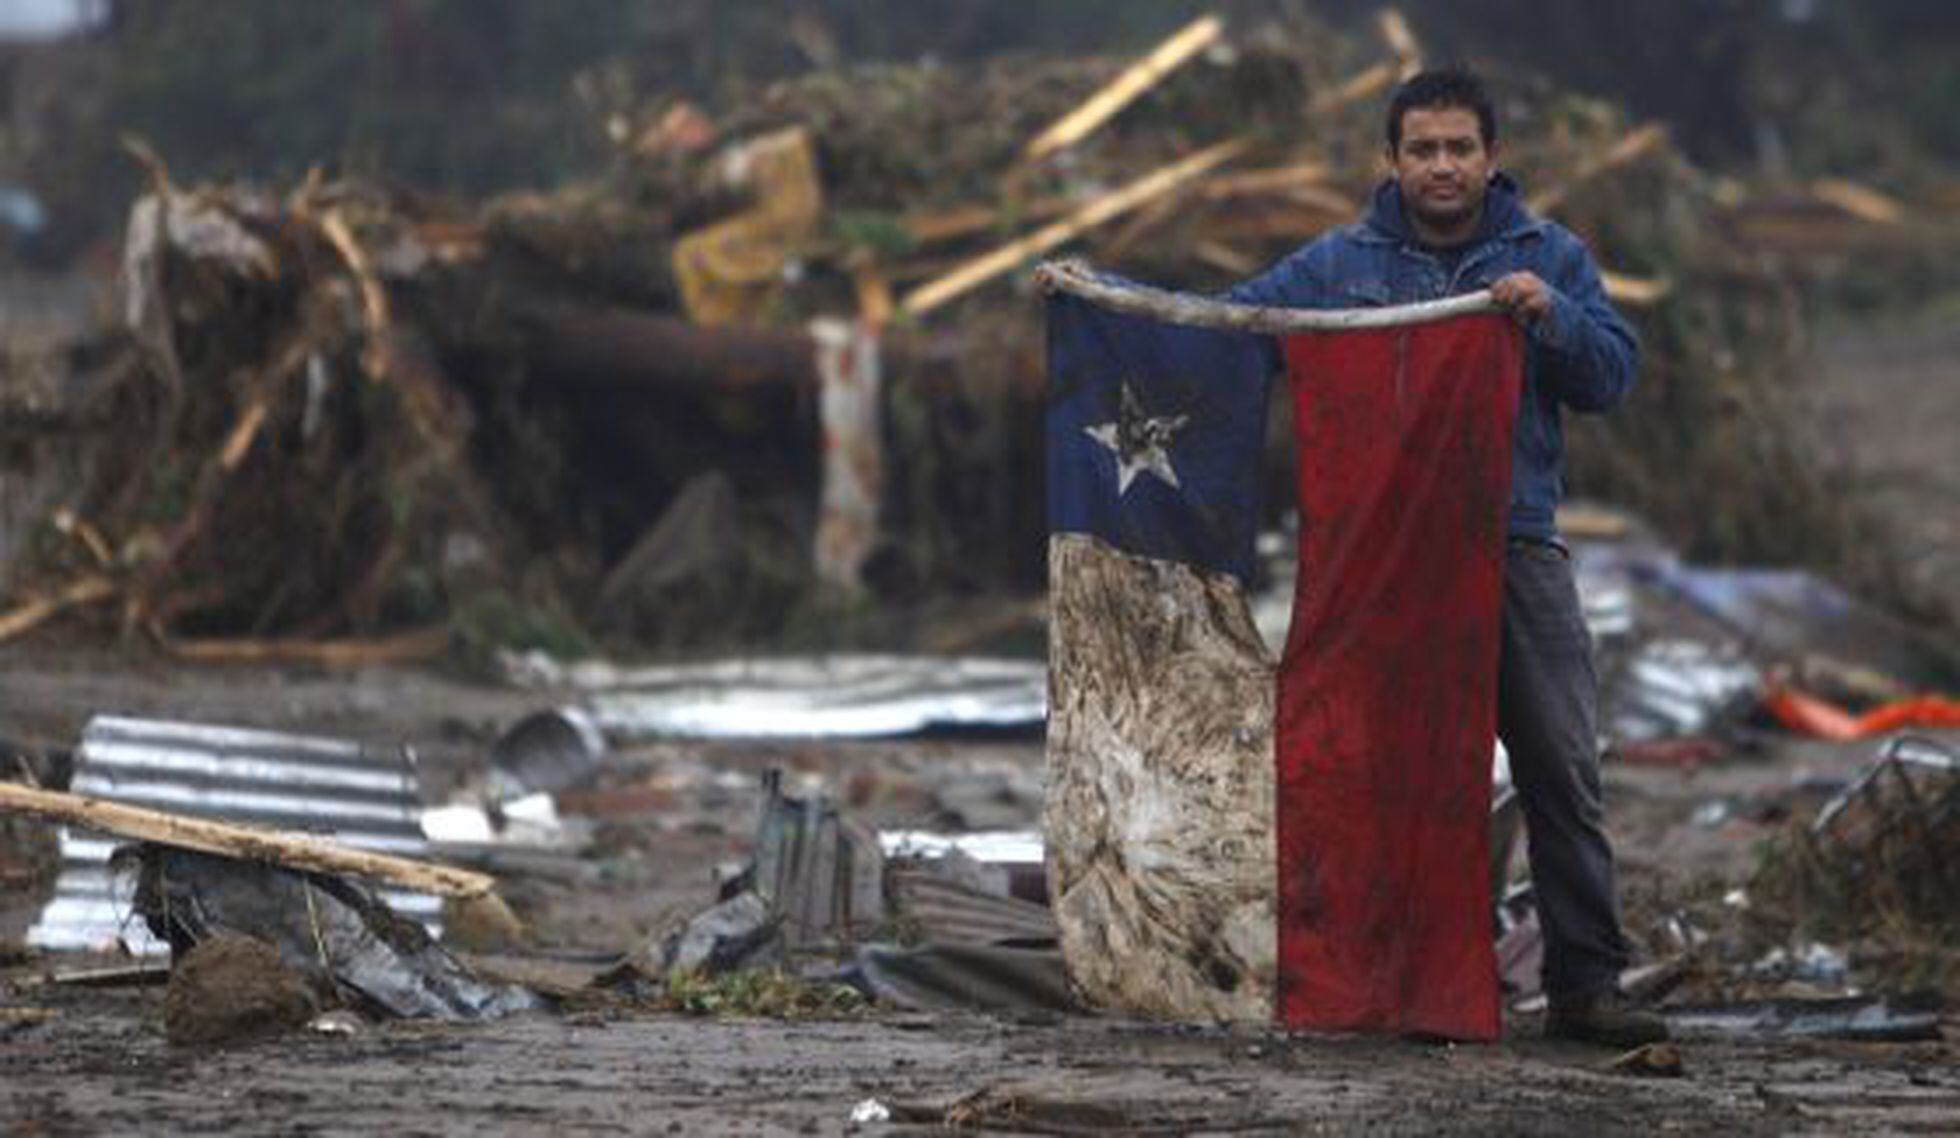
[1498,540,1631,1001]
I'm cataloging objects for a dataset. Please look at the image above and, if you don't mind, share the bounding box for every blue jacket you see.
[1228,174,1638,542]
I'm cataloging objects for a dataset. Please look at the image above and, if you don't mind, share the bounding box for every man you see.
[1230,67,1667,1047]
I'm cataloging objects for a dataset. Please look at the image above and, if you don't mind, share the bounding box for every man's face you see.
[1388,106,1496,234]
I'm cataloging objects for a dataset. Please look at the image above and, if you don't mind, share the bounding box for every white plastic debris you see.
[421,804,495,844]
[307,1009,366,1037]
[849,1099,892,1124]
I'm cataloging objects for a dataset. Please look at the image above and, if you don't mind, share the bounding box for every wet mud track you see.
[4,985,1956,1135]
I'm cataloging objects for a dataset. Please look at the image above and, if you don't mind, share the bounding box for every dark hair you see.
[1386,67,1496,151]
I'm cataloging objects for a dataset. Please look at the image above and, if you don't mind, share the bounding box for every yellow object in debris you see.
[673,127,824,326]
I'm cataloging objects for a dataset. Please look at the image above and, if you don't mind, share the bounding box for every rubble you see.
[0,11,1954,1127]
[1747,734,1960,958]
[131,844,536,1022]
[848,943,1075,1014]
[10,716,470,953]
[5,9,1948,662]
[486,707,608,801]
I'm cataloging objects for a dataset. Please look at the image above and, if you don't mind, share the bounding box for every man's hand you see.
[1489,271,1554,328]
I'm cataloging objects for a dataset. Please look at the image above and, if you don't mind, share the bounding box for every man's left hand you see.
[1489,272,1554,328]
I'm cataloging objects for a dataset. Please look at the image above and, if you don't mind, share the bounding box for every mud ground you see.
[6,982,1958,1136]
[3,649,1957,1135]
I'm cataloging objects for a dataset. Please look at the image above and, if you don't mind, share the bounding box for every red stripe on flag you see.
[1275,314,1522,1040]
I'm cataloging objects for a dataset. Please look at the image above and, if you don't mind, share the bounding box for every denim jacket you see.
[1228,174,1638,542]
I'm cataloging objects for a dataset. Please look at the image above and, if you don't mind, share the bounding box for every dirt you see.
[161,934,316,1047]
[4,985,1957,1135]
[2,652,1958,1134]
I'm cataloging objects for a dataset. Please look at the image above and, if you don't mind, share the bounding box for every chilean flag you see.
[1044,268,1521,1041]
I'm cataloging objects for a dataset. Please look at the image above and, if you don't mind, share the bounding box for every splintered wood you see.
[1022,15,1225,165]
[902,140,1246,317]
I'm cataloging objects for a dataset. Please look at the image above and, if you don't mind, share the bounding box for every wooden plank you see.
[1022,15,1225,164]
[0,782,496,899]
[901,140,1246,317]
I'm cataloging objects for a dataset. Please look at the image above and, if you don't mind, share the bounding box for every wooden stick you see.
[0,781,495,899]
[1811,178,1907,225]
[218,392,271,470]
[1600,270,1673,306]
[1034,257,1498,332]
[1307,61,1397,116]
[1022,15,1225,165]
[902,140,1246,317]
[1200,164,1333,198]
[1193,240,1260,276]
[163,625,450,667]
[0,575,116,644]
[902,198,1072,245]
[1378,8,1422,77]
[317,209,393,356]
[1529,123,1668,214]
[50,508,114,568]
[1095,190,1190,263]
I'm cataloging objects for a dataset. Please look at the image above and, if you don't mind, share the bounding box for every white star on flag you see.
[1084,382,1189,496]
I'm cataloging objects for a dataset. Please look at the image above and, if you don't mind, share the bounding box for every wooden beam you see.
[0,781,496,899]
[902,140,1247,317]
[1022,16,1225,165]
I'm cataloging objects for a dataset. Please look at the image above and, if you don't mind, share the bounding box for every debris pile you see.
[2,9,1946,657]
[133,844,536,1023]
[620,768,1071,1015]
[1747,735,1960,986]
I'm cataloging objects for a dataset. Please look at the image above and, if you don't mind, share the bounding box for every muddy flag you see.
[1043,267,1521,1040]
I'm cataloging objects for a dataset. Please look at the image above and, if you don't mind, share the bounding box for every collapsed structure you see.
[0,10,1943,662]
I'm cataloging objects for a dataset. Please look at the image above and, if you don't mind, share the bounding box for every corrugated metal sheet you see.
[508,653,1046,739]
[887,867,1058,946]
[28,715,439,954]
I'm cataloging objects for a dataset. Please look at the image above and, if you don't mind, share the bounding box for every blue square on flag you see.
[1045,289,1273,585]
